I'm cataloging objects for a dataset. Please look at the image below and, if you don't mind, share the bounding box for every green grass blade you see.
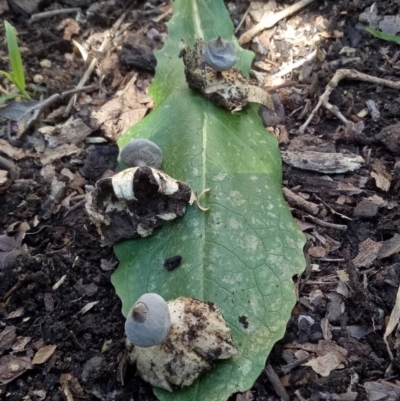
[365,27,400,44]
[0,93,20,104]
[0,70,30,100]
[4,20,26,90]
[0,69,17,85]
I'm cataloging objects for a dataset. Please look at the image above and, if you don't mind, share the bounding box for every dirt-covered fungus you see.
[181,39,274,112]
[126,297,237,392]
[120,138,163,169]
[202,37,237,71]
[85,166,196,245]
[125,293,171,347]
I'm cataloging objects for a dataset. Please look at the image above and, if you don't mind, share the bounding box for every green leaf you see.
[365,27,400,44]
[4,20,26,92]
[0,93,20,104]
[112,1,306,401]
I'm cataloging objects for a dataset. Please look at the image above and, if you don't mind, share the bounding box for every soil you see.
[0,0,400,400]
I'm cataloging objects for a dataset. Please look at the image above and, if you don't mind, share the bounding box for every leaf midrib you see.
[200,111,208,301]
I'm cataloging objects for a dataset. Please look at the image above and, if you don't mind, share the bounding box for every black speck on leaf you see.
[164,255,183,271]
[238,315,249,329]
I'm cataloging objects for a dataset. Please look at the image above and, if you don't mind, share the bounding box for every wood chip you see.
[353,199,379,218]
[39,144,82,165]
[60,374,75,401]
[0,326,17,353]
[367,194,388,207]
[304,352,344,376]
[58,18,80,41]
[6,307,25,319]
[352,238,382,268]
[53,275,67,290]
[58,117,93,145]
[337,269,349,282]
[377,234,400,260]
[236,391,254,401]
[0,170,7,185]
[0,355,32,384]
[0,139,25,160]
[44,293,54,312]
[321,317,332,341]
[32,345,57,364]
[11,336,31,352]
[78,301,99,315]
[304,341,347,377]
[282,151,364,174]
[294,349,309,360]
[371,160,392,191]
[308,246,326,258]
[365,381,400,401]
[60,373,85,398]
[384,284,400,360]
[283,187,320,214]
[285,342,319,352]
[90,74,151,141]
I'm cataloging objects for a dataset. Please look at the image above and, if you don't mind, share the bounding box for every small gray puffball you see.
[120,139,163,169]
[202,37,237,71]
[125,293,171,348]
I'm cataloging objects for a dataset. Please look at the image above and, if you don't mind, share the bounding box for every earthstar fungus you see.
[126,295,238,391]
[120,138,163,169]
[181,38,274,112]
[202,37,237,71]
[125,293,171,347]
[85,166,196,245]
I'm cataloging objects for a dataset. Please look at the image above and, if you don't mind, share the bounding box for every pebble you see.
[33,74,44,83]
[353,199,379,218]
[147,28,161,40]
[40,59,52,68]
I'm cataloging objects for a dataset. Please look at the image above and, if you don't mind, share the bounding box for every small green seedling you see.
[365,27,400,45]
[0,20,31,103]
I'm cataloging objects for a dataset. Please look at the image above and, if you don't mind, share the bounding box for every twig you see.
[64,9,131,116]
[264,364,290,401]
[0,155,20,180]
[268,49,317,79]
[314,195,352,221]
[299,69,400,134]
[265,81,297,91]
[3,273,29,301]
[11,84,99,136]
[30,8,81,23]
[64,199,86,217]
[283,187,320,215]
[69,330,86,351]
[281,356,310,374]
[315,258,345,262]
[239,0,316,45]
[70,195,86,202]
[61,84,99,97]
[304,280,338,285]
[304,214,348,231]
[234,4,251,34]
[152,7,173,23]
